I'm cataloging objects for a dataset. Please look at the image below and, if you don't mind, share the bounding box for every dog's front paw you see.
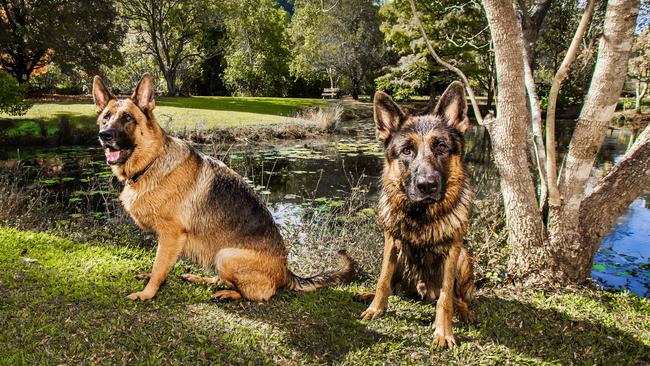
[433,328,457,349]
[127,290,155,301]
[360,305,385,320]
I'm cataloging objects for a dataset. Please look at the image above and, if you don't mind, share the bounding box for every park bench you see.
[321,87,340,99]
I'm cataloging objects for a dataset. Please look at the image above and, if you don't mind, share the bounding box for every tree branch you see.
[522,44,548,207]
[545,0,595,207]
[559,0,640,213]
[408,0,485,124]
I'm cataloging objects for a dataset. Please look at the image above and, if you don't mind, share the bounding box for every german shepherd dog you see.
[358,82,475,348]
[92,74,354,302]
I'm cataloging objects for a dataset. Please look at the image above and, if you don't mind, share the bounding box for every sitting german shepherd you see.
[358,82,475,349]
[92,74,354,302]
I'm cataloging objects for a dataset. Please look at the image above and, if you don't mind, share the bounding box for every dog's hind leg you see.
[180,273,224,286]
[214,248,282,303]
[135,273,152,280]
[354,292,376,304]
[211,289,242,302]
[454,246,475,323]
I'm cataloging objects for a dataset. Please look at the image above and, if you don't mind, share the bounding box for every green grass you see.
[1,226,648,365]
[0,96,328,142]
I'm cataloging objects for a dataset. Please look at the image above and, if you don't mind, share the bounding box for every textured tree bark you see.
[481,0,548,280]
[483,0,643,286]
[579,124,650,259]
[549,0,640,281]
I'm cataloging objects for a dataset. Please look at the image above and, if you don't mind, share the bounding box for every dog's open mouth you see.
[105,148,133,165]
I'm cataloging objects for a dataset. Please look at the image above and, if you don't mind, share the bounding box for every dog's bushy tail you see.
[285,250,355,292]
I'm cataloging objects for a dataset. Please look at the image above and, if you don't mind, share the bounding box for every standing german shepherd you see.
[358,82,475,349]
[92,74,354,302]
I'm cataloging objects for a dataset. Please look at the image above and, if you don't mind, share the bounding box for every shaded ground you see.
[1,227,648,365]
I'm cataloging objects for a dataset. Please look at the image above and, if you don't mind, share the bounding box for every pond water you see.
[0,122,647,297]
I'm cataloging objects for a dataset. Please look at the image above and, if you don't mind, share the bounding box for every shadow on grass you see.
[467,294,650,365]
[222,288,388,364]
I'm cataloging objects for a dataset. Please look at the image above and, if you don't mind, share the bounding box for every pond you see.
[0,122,647,297]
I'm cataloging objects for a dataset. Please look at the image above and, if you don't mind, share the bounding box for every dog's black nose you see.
[416,173,440,195]
[98,129,115,141]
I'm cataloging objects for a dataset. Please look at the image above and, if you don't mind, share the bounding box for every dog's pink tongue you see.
[106,150,120,162]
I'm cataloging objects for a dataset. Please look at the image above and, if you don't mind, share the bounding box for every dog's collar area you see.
[126,158,157,185]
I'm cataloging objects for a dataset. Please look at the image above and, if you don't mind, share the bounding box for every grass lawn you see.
[0,96,328,143]
[1,226,648,365]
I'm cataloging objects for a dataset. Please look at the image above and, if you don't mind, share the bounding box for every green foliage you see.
[121,0,219,96]
[0,0,123,82]
[99,34,169,95]
[534,0,608,104]
[30,64,88,95]
[377,0,491,101]
[375,54,431,101]
[539,83,585,110]
[0,72,31,116]
[222,0,291,97]
[290,0,385,99]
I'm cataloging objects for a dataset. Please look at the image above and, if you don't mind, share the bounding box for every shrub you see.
[300,103,344,131]
[0,72,31,116]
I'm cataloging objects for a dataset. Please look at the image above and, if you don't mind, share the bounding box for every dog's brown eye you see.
[401,147,412,156]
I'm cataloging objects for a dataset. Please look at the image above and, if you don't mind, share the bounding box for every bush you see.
[299,103,344,131]
[0,72,31,116]
[29,64,87,95]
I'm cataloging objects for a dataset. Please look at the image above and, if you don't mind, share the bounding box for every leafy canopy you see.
[0,0,123,82]
[376,0,490,101]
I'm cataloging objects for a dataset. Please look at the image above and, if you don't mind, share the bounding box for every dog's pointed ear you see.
[374,91,406,142]
[131,73,156,112]
[433,81,469,133]
[92,76,114,114]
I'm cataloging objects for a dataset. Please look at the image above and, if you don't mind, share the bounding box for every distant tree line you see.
[0,0,647,103]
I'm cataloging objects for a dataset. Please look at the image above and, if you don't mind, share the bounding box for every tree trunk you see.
[483,0,642,286]
[545,0,596,208]
[549,0,640,282]
[481,0,548,281]
[635,81,648,113]
[351,79,360,100]
[165,70,178,96]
